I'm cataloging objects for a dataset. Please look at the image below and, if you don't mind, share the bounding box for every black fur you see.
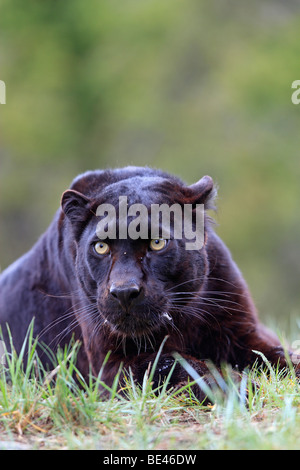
[0,166,295,398]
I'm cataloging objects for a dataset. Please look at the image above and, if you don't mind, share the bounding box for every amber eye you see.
[149,239,167,251]
[94,241,110,255]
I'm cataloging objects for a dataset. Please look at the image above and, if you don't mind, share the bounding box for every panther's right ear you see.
[61,189,92,227]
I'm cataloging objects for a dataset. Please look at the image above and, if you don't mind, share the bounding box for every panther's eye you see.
[94,241,110,255]
[149,239,167,251]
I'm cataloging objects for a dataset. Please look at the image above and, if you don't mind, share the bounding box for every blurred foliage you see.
[0,0,300,329]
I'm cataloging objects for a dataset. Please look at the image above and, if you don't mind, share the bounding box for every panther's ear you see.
[61,189,93,228]
[187,175,217,210]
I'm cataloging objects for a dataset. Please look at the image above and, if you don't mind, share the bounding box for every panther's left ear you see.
[61,189,93,229]
[187,175,217,210]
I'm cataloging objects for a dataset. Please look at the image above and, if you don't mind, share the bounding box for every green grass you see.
[1,325,300,450]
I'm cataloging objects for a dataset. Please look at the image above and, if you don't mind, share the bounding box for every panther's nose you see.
[109,283,142,311]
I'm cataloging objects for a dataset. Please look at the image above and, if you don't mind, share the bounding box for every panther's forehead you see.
[99,176,183,207]
[70,166,185,200]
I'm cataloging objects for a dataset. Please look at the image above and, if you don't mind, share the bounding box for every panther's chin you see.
[101,309,168,338]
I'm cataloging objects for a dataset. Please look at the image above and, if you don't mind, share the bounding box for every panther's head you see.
[61,167,216,337]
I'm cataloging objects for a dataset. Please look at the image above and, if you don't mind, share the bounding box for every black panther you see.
[0,166,295,400]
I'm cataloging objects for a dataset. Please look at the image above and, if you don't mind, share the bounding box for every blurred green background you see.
[0,0,299,334]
